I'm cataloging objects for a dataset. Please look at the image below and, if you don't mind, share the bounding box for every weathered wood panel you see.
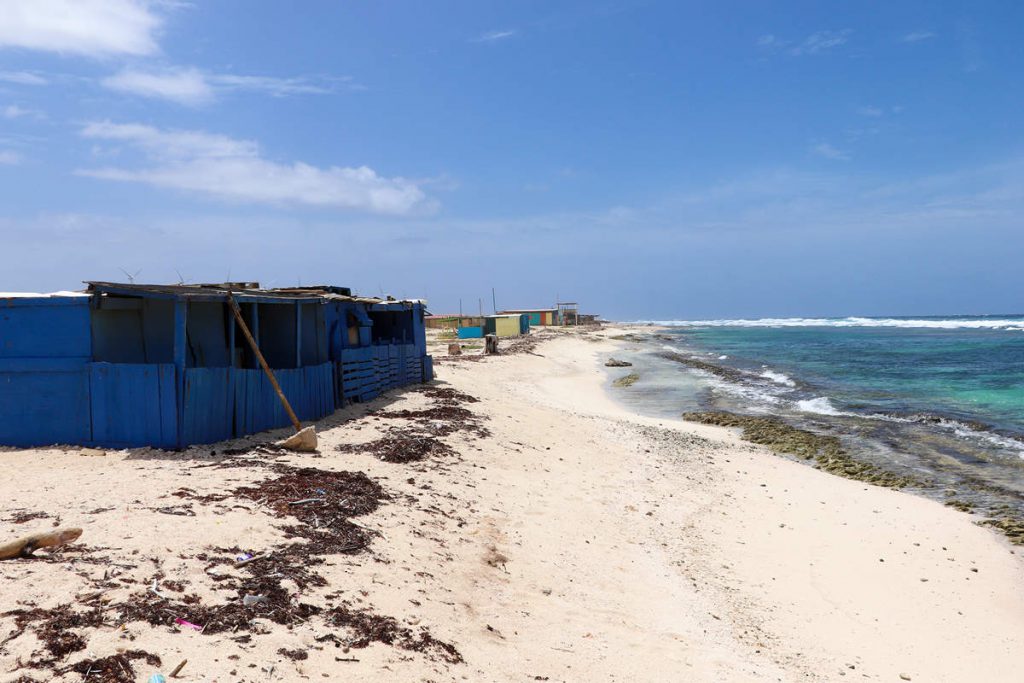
[89,363,177,448]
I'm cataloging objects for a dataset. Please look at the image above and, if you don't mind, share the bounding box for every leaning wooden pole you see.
[226,292,302,433]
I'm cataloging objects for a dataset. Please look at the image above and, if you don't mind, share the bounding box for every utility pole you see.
[492,287,497,314]
[479,298,483,317]
[459,298,463,318]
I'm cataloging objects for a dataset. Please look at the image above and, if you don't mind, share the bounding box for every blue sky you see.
[0,1,1021,319]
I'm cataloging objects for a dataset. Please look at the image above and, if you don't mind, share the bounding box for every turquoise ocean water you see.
[608,316,1024,516]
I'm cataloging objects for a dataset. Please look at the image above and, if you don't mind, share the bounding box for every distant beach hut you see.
[499,308,559,326]
[484,314,524,338]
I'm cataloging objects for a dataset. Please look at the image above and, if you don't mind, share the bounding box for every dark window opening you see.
[91,296,174,364]
[369,310,413,345]
[257,303,297,369]
[300,303,327,365]
[185,302,231,368]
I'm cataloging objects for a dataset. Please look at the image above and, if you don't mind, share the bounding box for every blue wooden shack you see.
[0,282,432,449]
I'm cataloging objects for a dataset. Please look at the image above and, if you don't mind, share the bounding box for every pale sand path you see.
[0,328,1022,681]
[419,329,1024,681]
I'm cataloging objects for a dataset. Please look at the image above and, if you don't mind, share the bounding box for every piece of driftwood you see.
[170,659,188,677]
[0,527,82,560]
[233,552,270,569]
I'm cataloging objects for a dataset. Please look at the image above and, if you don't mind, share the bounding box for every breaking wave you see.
[642,316,1024,330]
[795,396,845,416]
[761,370,796,387]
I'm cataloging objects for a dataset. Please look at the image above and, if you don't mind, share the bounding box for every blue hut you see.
[0,282,432,449]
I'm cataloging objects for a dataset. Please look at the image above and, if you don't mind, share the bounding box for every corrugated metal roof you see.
[0,291,90,298]
[83,282,425,307]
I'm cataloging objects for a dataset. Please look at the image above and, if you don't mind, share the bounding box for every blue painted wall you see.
[0,292,433,449]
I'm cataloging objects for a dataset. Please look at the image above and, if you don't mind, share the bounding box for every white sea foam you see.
[795,397,844,415]
[761,370,796,387]
[705,377,783,407]
[640,317,1024,330]
[951,426,1024,458]
[718,355,728,360]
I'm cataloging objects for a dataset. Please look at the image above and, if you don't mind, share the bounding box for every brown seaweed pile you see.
[376,404,490,438]
[683,411,922,489]
[59,650,161,683]
[416,386,480,404]
[0,605,105,665]
[116,465,387,634]
[339,385,490,463]
[321,604,463,664]
[336,428,457,463]
[501,335,543,355]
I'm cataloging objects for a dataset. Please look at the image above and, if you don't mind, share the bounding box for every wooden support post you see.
[295,303,303,368]
[226,293,302,433]
[173,300,187,448]
[227,302,236,367]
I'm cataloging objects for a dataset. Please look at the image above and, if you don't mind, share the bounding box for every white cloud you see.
[902,31,936,43]
[102,67,213,105]
[0,0,161,57]
[2,105,31,119]
[78,121,433,215]
[0,70,48,85]
[0,150,22,165]
[101,67,348,105]
[473,29,517,43]
[857,105,884,117]
[811,143,850,161]
[790,30,851,56]
[211,74,341,97]
[761,30,851,56]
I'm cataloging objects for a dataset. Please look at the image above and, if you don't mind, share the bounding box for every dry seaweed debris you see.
[322,604,463,664]
[58,650,160,683]
[1,604,105,665]
[377,405,491,438]
[115,465,386,635]
[336,429,457,463]
[501,335,542,355]
[7,511,50,525]
[415,386,480,404]
[115,588,322,634]
[683,411,922,489]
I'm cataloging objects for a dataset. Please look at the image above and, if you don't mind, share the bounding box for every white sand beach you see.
[2,327,1023,682]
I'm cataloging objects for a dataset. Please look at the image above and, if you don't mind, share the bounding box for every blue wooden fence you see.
[0,294,432,449]
[90,363,177,448]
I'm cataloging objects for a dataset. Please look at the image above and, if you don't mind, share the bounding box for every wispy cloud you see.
[902,30,936,43]
[0,150,22,165]
[2,105,34,119]
[101,66,353,105]
[77,121,434,215]
[857,105,884,117]
[0,0,161,57]
[811,143,850,161]
[0,70,48,85]
[758,30,852,57]
[790,30,851,56]
[472,29,517,43]
[102,67,212,105]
